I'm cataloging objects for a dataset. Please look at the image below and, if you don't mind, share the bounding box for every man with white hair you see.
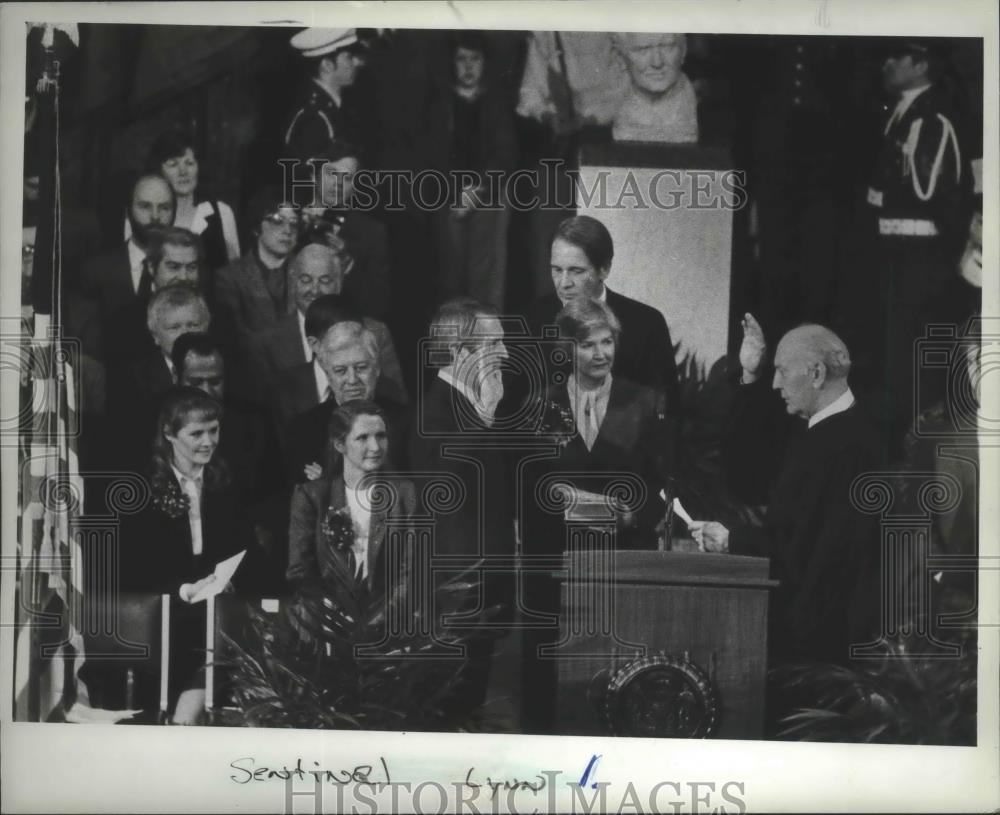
[108,286,211,471]
[251,243,406,412]
[285,320,409,484]
[611,33,698,143]
[690,313,880,668]
[139,286,211,400]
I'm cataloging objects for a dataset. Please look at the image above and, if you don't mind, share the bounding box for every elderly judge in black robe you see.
[691,316,881,667]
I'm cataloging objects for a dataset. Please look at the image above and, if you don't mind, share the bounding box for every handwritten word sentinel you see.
[229,757,545,798]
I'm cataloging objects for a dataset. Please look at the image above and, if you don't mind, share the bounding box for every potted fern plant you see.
[220,557,507,731]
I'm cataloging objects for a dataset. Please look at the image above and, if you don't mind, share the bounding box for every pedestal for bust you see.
[578,142,740,371]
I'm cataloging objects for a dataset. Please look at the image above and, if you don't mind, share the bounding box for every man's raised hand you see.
[738,312,766,384]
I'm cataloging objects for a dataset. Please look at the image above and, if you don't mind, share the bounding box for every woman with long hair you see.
[286,400,417,592]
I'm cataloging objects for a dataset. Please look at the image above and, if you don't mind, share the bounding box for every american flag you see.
[14,320,88,721]
[13,28,90,722]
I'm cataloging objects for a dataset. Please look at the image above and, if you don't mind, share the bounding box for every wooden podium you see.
[553,548,775,739]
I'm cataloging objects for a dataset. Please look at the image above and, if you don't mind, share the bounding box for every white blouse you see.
[345,483,374,579]
[123,199,240,262]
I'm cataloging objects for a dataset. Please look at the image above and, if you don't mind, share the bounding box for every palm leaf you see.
[773,628,977,744]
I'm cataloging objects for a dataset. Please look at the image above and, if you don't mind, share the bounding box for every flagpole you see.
[18,24,84,722]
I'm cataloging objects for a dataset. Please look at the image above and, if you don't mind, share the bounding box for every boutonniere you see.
[321,506,355,552]
[534,398,576,447]
[151,479,190,519]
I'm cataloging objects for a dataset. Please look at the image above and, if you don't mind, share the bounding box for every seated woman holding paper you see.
[286,399,418,594]
[118,386,261,723]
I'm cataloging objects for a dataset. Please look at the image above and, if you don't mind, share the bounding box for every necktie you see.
[347,547,359,580]
[323,385,334,402]
[581,391,601,450]
[137,263,153,301]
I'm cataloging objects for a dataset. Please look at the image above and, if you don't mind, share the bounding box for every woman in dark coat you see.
[286,400,418,595]
[520,297,668,733]
[118,386,259,723]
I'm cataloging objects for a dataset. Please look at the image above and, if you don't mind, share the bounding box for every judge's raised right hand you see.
[738,313,766,384]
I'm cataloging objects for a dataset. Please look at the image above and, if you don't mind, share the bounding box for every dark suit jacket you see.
[80,245,152,368]
[286,474,419,593]
[522,377,666,557]
[272,362,322,431]
[214,250,292,350]
[525,289,680,413]
[119,473,258,596]
[116,470,266,708]
[106,351,174,473]
[250,313,408,406]
[221,400,289,583]
[338,212,392,321]
[407,377,515,609]
[284,390,410,484]
[422,84,518,176]
[220,399,287,504]
[127,351,174,406]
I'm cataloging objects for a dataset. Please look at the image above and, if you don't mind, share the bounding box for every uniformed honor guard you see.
[865,39,971,457]
[284,28,367,162]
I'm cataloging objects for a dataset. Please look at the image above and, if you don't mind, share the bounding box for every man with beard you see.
[80,173,176,371]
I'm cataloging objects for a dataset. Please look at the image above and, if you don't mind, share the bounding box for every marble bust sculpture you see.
[612,33,698,144]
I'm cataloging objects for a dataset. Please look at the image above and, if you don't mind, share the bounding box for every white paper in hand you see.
[190,550,246,604]
[672,498,695,529]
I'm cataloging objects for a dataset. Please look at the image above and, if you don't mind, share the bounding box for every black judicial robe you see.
[727,392,881,665]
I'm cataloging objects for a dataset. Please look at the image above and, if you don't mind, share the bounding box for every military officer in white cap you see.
[284,28,366,161]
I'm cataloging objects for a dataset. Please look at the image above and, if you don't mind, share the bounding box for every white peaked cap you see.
[290,28,358,58]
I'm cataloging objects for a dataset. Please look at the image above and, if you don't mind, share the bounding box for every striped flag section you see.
[14,316,89,721]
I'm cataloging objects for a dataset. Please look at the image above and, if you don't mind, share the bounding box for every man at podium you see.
[690,315,881,667]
